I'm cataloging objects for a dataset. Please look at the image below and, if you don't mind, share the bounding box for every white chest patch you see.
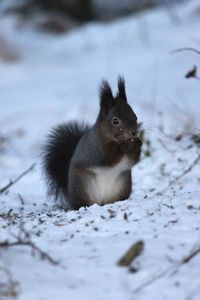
[87,156,131,205]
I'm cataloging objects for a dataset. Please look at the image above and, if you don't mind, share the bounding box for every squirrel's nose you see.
[122,129,137,140]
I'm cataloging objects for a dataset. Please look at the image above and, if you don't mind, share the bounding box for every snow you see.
[0,1,200,299]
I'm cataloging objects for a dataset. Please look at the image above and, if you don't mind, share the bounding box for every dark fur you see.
[41,122,90,201]
[42,76,142,210]
[116,76,127,102]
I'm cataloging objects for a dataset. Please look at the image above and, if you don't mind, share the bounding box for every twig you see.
[133,243,200,294]
[180,245,200,264]
[169,244,200,276]
[157,153,200,195]
[0,163,36,194]
[171,47,200,55]
[157,138,176,153]
[0,192,60,266]
[133,265,172,293]
[170,154,200,185]
[0,240,59,266]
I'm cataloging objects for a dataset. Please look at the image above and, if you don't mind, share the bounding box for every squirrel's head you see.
[98,76,138,143]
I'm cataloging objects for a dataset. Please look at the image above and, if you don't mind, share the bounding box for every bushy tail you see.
[42,121,90,202]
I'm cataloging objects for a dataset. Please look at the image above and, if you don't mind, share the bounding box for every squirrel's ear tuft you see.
[99,80,115,115]
[116,76,127,102]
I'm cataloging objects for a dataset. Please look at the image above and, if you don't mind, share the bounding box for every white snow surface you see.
[0,1,200,299]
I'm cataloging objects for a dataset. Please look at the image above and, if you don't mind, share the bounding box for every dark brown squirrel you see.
[42,77,142,210]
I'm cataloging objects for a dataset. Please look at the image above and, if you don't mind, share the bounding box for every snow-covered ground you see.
[0,1,200,299]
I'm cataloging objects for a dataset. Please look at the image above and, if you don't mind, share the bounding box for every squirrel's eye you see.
[112,117,121,126]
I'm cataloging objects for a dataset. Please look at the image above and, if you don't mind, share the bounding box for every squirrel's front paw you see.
[124,137,142,164]
[120,137,142,163]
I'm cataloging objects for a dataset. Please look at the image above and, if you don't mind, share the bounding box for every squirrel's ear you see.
[116,76,127,102]
[99,80,115,115]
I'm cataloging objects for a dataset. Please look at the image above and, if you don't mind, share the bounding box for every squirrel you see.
[42,77,142,210]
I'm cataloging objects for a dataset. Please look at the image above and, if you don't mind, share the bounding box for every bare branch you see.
[169,153,200,185]
[170,244,200,276]
[171,47,200,55]
[1,191,60,267]
[133,243,200,294]
[180,246,200,264]
[157,153,200,195]
[0,163,36,194]
[0,239,59,266]
[133,265,172,293]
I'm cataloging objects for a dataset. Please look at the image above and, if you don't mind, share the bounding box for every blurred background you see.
[1,3,200,298]
[0,0,200,165]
